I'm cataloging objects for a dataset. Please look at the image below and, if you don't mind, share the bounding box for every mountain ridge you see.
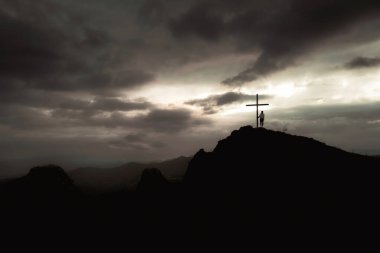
[185,126,376,186]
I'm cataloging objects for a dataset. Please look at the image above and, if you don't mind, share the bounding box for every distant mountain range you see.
[68,156,191,193]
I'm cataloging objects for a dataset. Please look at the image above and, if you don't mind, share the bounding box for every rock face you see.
[184,126,380,230]
[0,165,81,239]
[1,165,79,201]
[136,168,170,193]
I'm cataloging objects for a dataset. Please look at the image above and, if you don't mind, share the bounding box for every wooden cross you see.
[246,94,269,128]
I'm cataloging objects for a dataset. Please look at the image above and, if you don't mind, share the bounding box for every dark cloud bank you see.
[0,0,154,96]
[345,56,380,69]
[2,0,380,95]
[168,0,380,85]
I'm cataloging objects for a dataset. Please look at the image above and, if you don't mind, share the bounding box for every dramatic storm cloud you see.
[172,0,380,85]
[1,0,380,176]
[345,57,380,69]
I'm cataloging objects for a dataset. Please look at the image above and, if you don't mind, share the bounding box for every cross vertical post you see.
[246,94,269,128]
[256,94,258,128]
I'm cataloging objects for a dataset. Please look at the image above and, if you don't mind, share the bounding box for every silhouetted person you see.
[258,111,265,127]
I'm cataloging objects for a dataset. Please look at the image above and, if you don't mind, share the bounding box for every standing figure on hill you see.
[258,111,265,127]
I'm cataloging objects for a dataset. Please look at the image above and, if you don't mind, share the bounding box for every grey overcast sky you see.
[1,0,380,177]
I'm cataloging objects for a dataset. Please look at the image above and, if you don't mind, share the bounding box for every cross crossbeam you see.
[246,94,269,128]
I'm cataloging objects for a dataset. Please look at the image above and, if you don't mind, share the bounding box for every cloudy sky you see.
[1,0,380,176]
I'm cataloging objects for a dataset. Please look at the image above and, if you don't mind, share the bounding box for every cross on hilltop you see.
[246,94,269,128]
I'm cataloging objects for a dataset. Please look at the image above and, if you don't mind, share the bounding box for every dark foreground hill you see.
[1,126,379,249]
[186,126,380,207]
[184,126,380,242]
